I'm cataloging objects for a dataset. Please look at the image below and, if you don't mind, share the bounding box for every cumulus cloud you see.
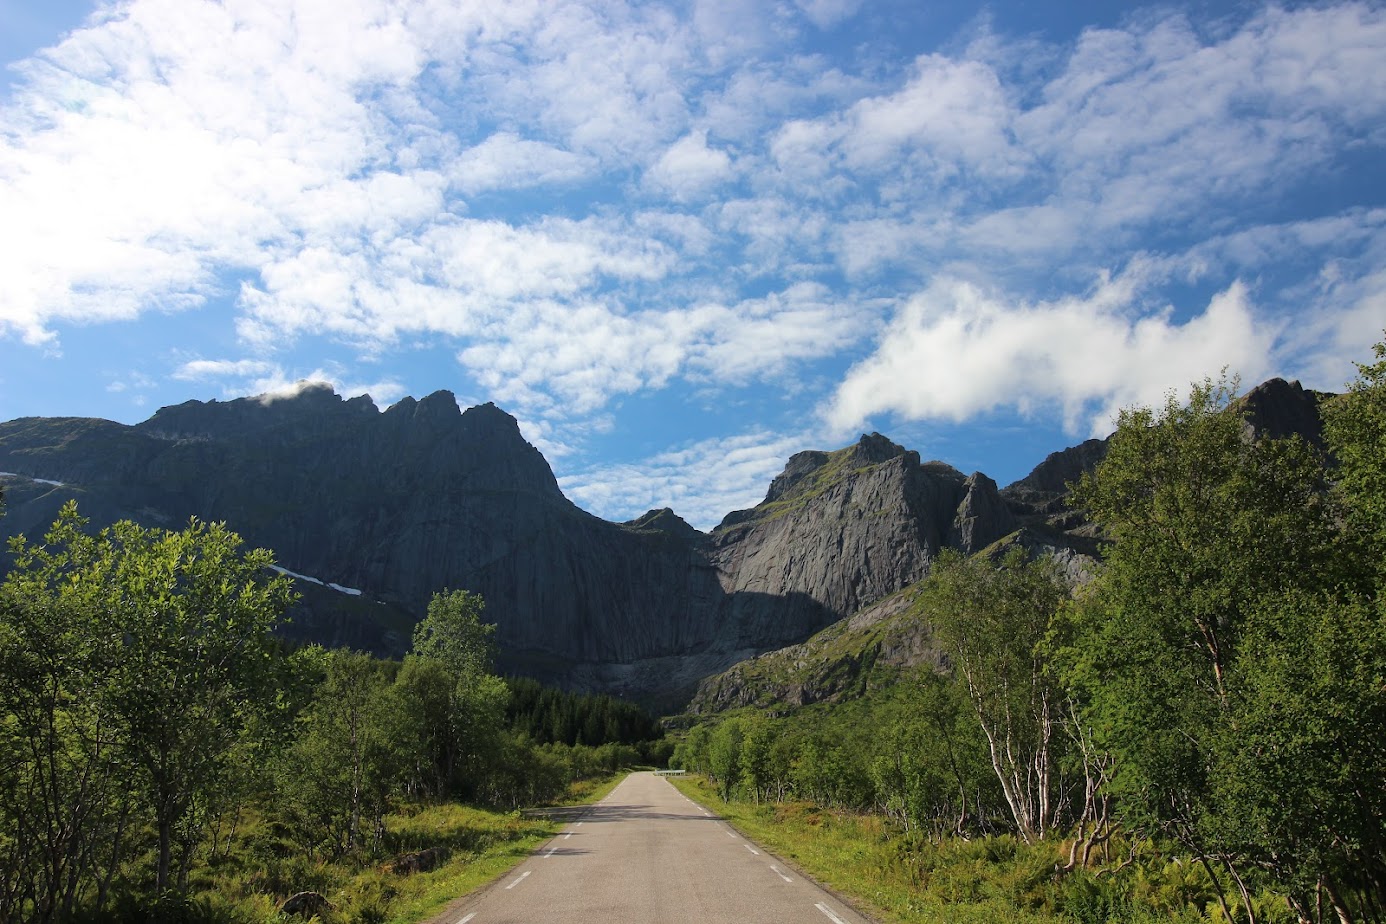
[1,0,1383,482]
[644,130,734,200]
[457,282,870,415]
[451,132,596,193]
[826,273,1277,439]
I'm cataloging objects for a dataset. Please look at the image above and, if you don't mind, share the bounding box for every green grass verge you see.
[183,775,625,924]
[668,774,1066,924]
[392,775,623,924]
[667,776,1224,924]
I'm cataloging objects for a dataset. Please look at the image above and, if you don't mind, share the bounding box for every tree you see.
[923,547,1070,843]
[1324,334,1386,587]
[411,588,495,679]
[0,508,131,922]
[0,503,296,907]
[708,719,744,801]
[281,650,408,857]
[1061,374,1337,921]
[95,514,297,893]
[398,589,507,800]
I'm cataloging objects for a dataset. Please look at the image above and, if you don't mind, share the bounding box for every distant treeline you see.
[506,676,665,748]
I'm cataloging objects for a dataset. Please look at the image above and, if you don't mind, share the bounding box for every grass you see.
[177,775,625,924]
[667,775,1226,924]
[386,776,622,924]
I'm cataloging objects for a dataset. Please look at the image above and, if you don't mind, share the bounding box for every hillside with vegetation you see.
[672,341,1386,924]
[1,337,1381,923]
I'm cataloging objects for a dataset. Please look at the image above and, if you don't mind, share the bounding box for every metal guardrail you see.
[654,769,686,776]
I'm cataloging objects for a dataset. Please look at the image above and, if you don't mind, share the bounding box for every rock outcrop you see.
[0,377,1331,708]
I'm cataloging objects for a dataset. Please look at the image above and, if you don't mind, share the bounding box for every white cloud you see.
[1,0,1383,456]
[792,0,862,31]
[173,358,276,380]
[826,273,1277,439]
[451,132,596,193]
[644,129,733,200]
[560,428,811,530]
[456,282,870,417]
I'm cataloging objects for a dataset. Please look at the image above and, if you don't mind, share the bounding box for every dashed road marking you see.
[770,865,793,882]
[724,830,738,839]
[457,914,476,924]
[816,902,849,924]
[743,844,760,856]
[505,871,531,889]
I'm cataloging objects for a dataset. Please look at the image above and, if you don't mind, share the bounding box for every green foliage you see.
[1324,334,1386,585]
[923,548,1070,843]
[1058,365,1386,922]
[0,503,296,919]
[411,588,494,679]
[277,650,406,858]
[505,676,664,748]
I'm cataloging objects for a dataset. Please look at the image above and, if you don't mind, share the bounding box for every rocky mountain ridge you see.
[0,378,1329,709]
[687,376,1334,714]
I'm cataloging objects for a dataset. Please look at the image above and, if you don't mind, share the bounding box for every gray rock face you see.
[1,379,1328,707]
[1239,377,1330,448]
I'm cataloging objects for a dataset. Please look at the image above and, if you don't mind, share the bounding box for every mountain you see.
[0,378,1327,709]
[686,377,1334,715]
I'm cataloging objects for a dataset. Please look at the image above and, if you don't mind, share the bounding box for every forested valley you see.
[672,339,1386,924]
[2,338,1384,924]
[0,523,667,923]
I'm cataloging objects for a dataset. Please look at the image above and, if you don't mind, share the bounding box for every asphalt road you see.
[433,771,876,924]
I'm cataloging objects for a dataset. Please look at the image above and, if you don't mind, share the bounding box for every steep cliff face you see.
[705,434,1017,649]
[0,393,1042,706]
[1,378,1326,708]
[0,389,725,693]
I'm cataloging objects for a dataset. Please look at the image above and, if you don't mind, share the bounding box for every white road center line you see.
[505,870,531,889]
[816,902,850,924]
[743,844,760,856]
[770,865,793,882]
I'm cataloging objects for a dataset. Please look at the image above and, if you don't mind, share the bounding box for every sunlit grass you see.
[178,775,625,924]
[668,775,1224,924]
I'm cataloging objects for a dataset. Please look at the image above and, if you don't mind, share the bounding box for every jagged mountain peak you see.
[139,381,380,441]
[851,431,910,464]
[1239,377,1330,447]
[624,507,704,541]
[759,432,914,509]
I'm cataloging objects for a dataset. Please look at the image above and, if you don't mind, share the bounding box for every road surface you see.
[433,771,876,924]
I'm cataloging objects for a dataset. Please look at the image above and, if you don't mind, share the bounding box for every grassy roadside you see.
[392,774,625,924]
[184,774,626,924]
[668,774,1073,924]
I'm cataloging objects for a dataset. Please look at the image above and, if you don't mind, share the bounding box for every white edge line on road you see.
[770,864,793,882]
[725,830,737,839]
[505,870,531,889]
[816,902,849,924]
[563,831,574,839]
[544,844,559,857]
[743,844,760,855]
[457,914,476,924]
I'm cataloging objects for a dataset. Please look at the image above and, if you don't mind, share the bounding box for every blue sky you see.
[2,0,1384,530]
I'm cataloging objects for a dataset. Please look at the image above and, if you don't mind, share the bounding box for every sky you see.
[1,0,1384,531]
